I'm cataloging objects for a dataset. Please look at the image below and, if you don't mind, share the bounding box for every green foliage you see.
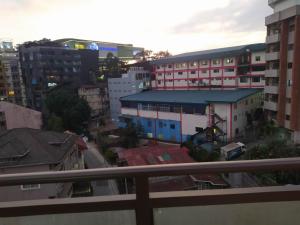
[45,90,91,134]
[120,123,143,148]
[184,141,220,162]
[101,53,127,78]
[104,149,117,164]
[47,114,64,132]
[246,140,300,185]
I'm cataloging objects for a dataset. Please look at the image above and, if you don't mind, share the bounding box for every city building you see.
[0,128,85,202]
[78,85,109,118]
[0,101,42,130]
[152,43,266,90]
[120,89,263,143]
[19,40,99,110]
[118,145,228,192]
[0,41,26,106]
[55,38,144,61]
[264,0,300,143]
[108,67,151,124]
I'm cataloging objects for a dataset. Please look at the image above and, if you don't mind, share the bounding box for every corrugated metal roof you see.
[120,89,261,105]
[152,43,266,64]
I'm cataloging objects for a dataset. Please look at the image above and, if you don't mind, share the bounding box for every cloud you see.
[172,0,272,34]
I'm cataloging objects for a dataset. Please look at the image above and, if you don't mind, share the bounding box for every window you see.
[158,80,161,85]
[252,77,260,83]
[191,70,196,74]
[288,63,293,69]
[170,124,175,129]
[225,68,234,72]
[234,115,238,121]
[255,56,261,62]
[159,104,170,112]
[21,184,41,191]
[245,100,248,105]
[201,60,208,66]
[225,58,234,64]
[287,98,292,103]
[235,128,239,135]
[147,121,152,127]
[202,69,207,74]
[156,66,160,69]
[212,59,220,65]
[240,77,248,83]
[287,80,292,87]
[213,69,219,73]
[286,115,290,121]
[178,72,183,75]
[288,44,294,51]
[159,121,163,128]
[168,64,172,68]
[190,62,197,67]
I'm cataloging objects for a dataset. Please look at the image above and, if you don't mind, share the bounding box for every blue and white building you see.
[120,89,263,143]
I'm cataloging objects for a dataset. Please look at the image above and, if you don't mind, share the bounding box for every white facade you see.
[108,67,151,124]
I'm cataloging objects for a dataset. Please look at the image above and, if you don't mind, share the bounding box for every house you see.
[117,145,228,192]
[0,128,85,202]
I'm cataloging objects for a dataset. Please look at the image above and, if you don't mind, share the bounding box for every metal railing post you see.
[135,176,153,225]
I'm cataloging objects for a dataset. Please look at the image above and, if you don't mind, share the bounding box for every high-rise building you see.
[264,0,300,143]
[152,43,266,90]
[0,41,26,106]
[19,40,99,110]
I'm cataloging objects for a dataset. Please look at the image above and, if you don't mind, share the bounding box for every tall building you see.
[152,43,266,90]
[264,0,300,143]
[0,41,26,106]
[108,67,151,124]
[19,40,99,110]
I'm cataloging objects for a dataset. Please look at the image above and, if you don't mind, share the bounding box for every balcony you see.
[265,69,279,77]
[265,85,279,94]
[264,100,278,111]
[0,158,300,225]
[266,34,280,44]
[265,52,280,61]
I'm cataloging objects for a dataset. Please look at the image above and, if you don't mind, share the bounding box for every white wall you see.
[182,114,209,135]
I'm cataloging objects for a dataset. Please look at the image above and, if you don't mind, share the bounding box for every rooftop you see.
[0,128,78,168]
[120,89,261,105]
[152,43,266,64]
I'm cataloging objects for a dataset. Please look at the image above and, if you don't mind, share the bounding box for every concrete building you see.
[0,101,42,130]
[120,89,263,143]
[55,38,144,61]
[264,0,300,143]
[152,43,266,90]
[78,85,109,118]
[0,41,26,106]
[0,128,85,202]
[108,67,151,124]
[19,40,99,110]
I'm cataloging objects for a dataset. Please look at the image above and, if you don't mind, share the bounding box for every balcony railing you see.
[0,158,300,225]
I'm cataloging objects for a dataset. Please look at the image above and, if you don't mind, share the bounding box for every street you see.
[84,142,119,196]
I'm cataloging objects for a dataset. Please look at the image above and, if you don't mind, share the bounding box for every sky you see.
[0,0,273,54]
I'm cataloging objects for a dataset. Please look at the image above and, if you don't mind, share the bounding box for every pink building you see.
[0,101,42,130]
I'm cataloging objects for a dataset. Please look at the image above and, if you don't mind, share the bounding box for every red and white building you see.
[151,44,266,90]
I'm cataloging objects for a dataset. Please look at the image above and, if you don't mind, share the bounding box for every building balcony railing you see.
[266,33,280,44]
[1,158,300,225]
[265,52,280,61]
[265,69,279,77]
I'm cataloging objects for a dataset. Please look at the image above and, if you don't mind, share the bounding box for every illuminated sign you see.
[48,83,57,87]
[88,42,99,51]
[75,43,85,50]
[8,91,14,96]
[98,46,118,52]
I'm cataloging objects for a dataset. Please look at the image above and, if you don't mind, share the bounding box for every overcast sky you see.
[1,0,273,54]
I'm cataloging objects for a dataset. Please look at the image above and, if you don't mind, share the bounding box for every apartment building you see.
[108,67,151,124]
[152,44,266,90]
[19,40,99,111]
[0,41,26,106]
[264,0,300,143]
[120,89,262,143]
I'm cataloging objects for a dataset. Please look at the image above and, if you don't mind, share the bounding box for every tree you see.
[101,53,127,79]
[45,89,91,134]
[47,114,64,132]
[120,123,143,148]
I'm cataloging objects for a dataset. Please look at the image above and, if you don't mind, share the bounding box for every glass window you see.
[170,124,175,129]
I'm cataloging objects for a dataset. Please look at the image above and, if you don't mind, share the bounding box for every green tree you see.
[101,53,127,79]
[47,114,64,132]
[120,123,143,148]
[45,90,91,134]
